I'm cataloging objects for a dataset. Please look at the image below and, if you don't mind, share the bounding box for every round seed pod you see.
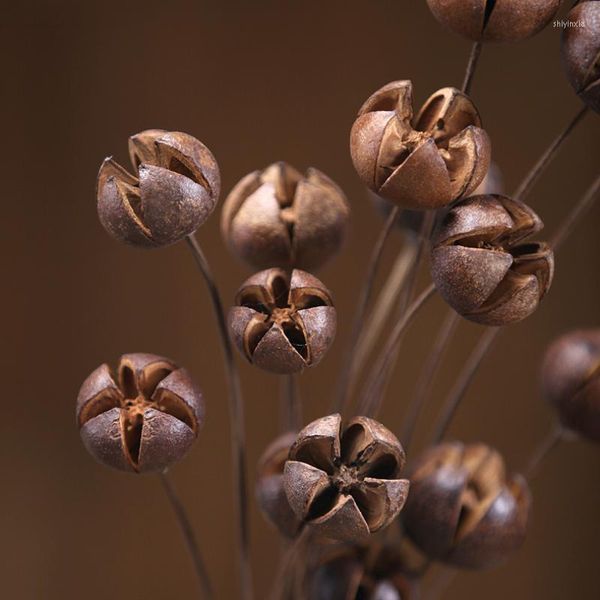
[541,328,600,442]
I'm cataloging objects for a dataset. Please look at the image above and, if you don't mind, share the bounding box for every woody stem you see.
[523,425,565,481]
[462,41,483,95]
[281,374,302,432]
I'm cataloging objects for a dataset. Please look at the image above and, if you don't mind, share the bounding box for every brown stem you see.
[550,173,600,251]
[268,526,310,600]
[523,425,565,481]
[185,235,253,600]
[159,472,213,599]
[430,327,500,443]
[462,41,483,95]
[401,309,461,450]
[513,105,589,203]
[334,205,400,415]
[281,374,302,432]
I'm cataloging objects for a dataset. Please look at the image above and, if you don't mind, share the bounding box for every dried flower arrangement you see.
[77,1,600,598]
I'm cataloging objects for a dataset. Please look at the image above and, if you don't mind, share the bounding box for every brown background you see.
[1,1,599,598]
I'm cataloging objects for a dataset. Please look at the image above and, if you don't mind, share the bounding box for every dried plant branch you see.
[281,374,302,433]
[462,41,483,95]
[523,425,565,481]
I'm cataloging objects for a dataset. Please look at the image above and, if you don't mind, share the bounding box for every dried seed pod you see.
[255,432,303,538]
[350,81,490,210]
[283,414,409,542]
[426,0,561,42]
[309,543,420,600]
[229,268,336,374]
[561,1,600,113]
[221,162,350,271]
[403,442,531,569]
[431,194,554,326]
[97,129,220,248]
[541,328,600,442]
[76,353,203,473]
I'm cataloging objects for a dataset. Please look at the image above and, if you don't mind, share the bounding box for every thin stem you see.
[159,472,213,599]
[268,526,310,600]
[551,174,600,251]
[401,309,460,450]
[513,105,589,203]
[334,206,400,415]
[462,41,483,95]
[523,425,565,481]
[431,327,500,444]
[281,374,302,432]
[185,235,253,600]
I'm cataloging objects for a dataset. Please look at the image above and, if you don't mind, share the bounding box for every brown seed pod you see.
[431,194,554,326]
[76,353,203,473]
[283,414,409,543]
[541,328,600,442]
[403,442,531,569]
[561,1,600,113]
[255,432,303,538]
[228,268,337,374]
[221,162,350,271]
[426,0,561,42]
[350,81,491,210]
[97,129,220,248]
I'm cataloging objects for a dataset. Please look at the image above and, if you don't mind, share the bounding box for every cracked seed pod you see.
[97,129,220,248]
[283,414,409,543]
[431,194,554,326]
[76,353,203,473]
[309,543,420,600]
[221,162,350,271]
[541,328,600,442]
[403,442,531,569]
[255,432,303,538]
[350,81,490,210]
[426,0,561,42]
[561,1,600,113]
[229,268,336,374]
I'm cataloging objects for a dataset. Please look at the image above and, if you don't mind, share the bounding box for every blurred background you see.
[1,1,598,598]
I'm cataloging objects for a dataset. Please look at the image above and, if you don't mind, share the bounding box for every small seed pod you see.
[97,129,220,248]
[309,543,420,600]
[283,414,409,543]
[221,162,350,271]
[350,81,490,210]
[229,268,336,374]
[561,1,600,113]
[403,442,531,569]
[541,328,600,442]
[426,0,561,42]
[76,353,203,473]
[431,195,554,326]
[255,432,303,538]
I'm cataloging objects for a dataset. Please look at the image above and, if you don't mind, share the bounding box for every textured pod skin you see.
[228,268,337,374]
[431,194,554,326]
[76,353,203,473]
[541,328,600,442]
[255,432,303,538]
[426,0,561,42]
[283,414,409,543]
[561,2,600,113]
[350,81,490,210]
[221,162,350,271]
[403,442,531,569]
[97,129,220,248]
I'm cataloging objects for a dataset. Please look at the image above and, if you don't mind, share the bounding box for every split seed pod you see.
[426,0,561,42]
[541,328,600,442]
[350,81,490,210]
[76,353,203,473]
[221,162,350,271]
[403,442,531,569]
[229,268,336,374]
[97,129,220,247]
[561,1,600,113]
[283,414,409,542]
[431,194,554,326]
[255,432,302,538]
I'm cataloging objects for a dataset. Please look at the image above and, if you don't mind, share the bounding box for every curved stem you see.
[185,235,253,600]
[513,105,589,203]
[462,41,483,95]
[159,472,213,599]
[523,425,565,481]
[281,374,302,432]
[334,205,400,415]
